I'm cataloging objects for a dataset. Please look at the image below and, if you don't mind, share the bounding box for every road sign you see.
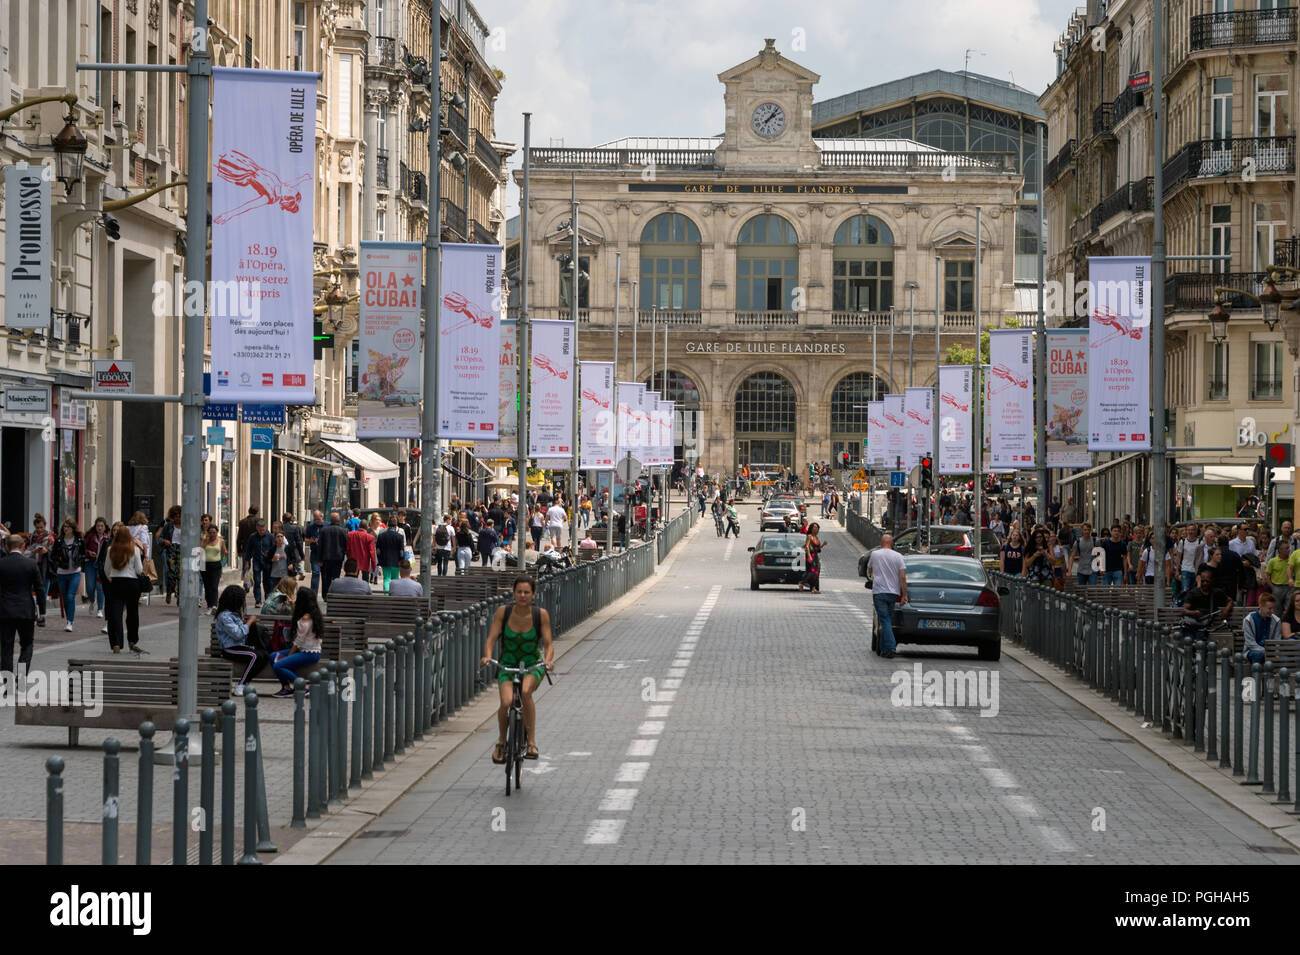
[92,360,134,393]
[250,427,274,451]
[890,470,906,488]
[206,426,225,446]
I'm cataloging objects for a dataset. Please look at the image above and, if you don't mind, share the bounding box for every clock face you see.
[751,102,786,139]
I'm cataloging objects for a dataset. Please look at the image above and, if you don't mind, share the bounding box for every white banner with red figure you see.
[645,392,663,466]
[1088,256,1151,451]
[989,329,1035,469]
[210,68,316,402]
[903,387,933,470]
[580,361,615,469]
[528,320,575,458]
[867,401,886,468]
[437,242,501,439]
[1046,328,1090,468]
[662,400,676,468]
[883,394,905,470]
[358,242,422,438]
[616,382,644,464]
[938,365,973,475]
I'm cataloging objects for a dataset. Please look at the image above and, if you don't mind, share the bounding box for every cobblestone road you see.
[329,518,1300,864]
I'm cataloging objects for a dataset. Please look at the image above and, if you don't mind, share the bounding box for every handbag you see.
[138,574,154,595]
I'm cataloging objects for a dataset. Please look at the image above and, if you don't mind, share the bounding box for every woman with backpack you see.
[434,513,454,576]
[270,588,324,697]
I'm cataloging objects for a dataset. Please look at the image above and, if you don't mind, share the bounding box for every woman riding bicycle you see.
[481,576,554,763]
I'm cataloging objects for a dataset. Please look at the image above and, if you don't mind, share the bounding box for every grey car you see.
[748,533,806,589]
[758,501,801,532]
[866,554,1007,660]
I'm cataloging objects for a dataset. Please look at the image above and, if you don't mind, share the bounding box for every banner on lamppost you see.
[867,401,886,468]
[883,394,905,470]
[358,241,422,438]
[580,361,615,469]
[210,67,316,402]
[1046,328,1090,468]
[616,382,642,460]
[662,400,676,467]
[646,392,662,466]
[1088,255,1151,451]
[903,387,932,469]
[989,329,1034,469]
[4,165,51,330]
[528,319,574,458]
[499,318,517,437]
[938,365,973,475]
[437,242,502,440]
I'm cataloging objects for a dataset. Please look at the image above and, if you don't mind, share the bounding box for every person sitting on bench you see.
[215,584,268,696]
[387,559,423,597]
[327,558,371,596]
[270,588,323,697]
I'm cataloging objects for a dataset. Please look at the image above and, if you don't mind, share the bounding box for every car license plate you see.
[771,557,791,565]
[919,619,964,631]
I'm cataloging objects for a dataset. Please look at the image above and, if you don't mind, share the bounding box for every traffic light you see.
[920,456,933,489]
[840,451,850,468]
[1266,442,1293,468]
[313,319,335,360]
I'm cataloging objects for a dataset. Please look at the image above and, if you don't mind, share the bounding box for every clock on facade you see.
[751,102,786,138]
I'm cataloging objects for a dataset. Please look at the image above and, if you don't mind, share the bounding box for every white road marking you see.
[599,789,638,811]
[627,738,659,757]
[661,678,682,689]
[583,819,626,845]
[615,762,650,782]
[980,767,1019,788]
[637,721,666,735]
[1002,794,1040,818]
[654,690,677,702]
[666,668,687,678]
[960,745,995,763]
[566,751,593,757]
[645,705,672,718]
[1036,826,1078,853]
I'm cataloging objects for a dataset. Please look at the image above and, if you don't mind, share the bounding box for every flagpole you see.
[608,252,620,554]
[515,114,531,566]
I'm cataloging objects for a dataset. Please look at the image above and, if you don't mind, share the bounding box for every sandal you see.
[492,742,506,764]
[525,743,539,760]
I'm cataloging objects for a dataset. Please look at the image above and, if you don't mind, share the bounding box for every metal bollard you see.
[393,637,406,756]
[414,620,426,741]
[199,709,216,865]
[362,650,374,779]
[221,700,236,865]
[307,671,322,817]
[247,689,276,853]
[1182,637,1195,745]
[292,678,307,828]
[334,660,348,802]
[1233,654,1246,776]
[238,691,261,865]
[1205,642,1218,764]
[327,662,342,806]
[102,738,120,865]
[1245,662,1263,786]
[1277,669,1291,804]
[405,631,416,748]
[137,721,155,865]
[1193,640,1206,753]
[46,756,64,865]
[1262,662,1276,794]
[383,641,396,763]
[1220,649,1232,768]
[351,655,364,789]
[172,718,190,866]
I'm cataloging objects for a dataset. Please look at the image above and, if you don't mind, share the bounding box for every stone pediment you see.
[715,39,822,173]
[931,229,981,252]
[717,39,821,86]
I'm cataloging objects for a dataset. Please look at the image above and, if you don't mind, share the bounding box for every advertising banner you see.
[528,319,575,458]
[437,242,502,439]
[866,401,886,468]
[499,318,517,437]
[1046,328,1090,468]
[4,165,50,330]
[989,330,1035,469]
[580,361,615,469]
[358,241,422,438]
[903,387,933,469]
[883,394,905,470]
[210,68,315,402]
[1088,256,1151,451]
[662,400,676,468]
[616,382,643,460]
[937,365,973,475]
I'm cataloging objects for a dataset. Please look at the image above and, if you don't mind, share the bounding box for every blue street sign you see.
[250,427,274,451]
[242,403,285,425]
[890,470,906,488]
[206,426,226,447]
[203,402,238,421]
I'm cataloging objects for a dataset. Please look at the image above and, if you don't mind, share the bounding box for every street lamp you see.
[1259,275,1283,332]
[50,115,88,194]
[905,281,919,387]
[1207,294,1231,342]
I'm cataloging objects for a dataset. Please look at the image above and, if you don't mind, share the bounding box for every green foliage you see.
[942,330,990,366]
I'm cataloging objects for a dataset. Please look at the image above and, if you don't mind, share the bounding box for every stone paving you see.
[328,517,1300,865]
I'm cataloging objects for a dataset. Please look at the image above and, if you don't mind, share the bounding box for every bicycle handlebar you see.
[485,658,555,682]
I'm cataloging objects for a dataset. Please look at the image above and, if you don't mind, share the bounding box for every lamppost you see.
[905,281,919,387]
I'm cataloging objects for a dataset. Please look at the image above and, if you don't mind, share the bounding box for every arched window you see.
[734,371,796,469]
[736,214,798,312]
[639,213,701,310]
[833,215,894,313]
[646,370,701,465]
[830,372,887,467]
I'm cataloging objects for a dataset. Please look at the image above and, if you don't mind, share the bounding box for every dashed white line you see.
[980,767,1019,788]
[626,738,659,757]
[645,704,672,718]
[615,762,650,783]
[637,721,666,735]
[599,789,638,812]
[583,819,626,845]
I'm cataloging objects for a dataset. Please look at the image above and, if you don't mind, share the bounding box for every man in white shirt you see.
[866,534,909,659]
[1228,525,1258,559]
[546,501,567,546]
[387,560,423,597]
[1173,524,1204,607]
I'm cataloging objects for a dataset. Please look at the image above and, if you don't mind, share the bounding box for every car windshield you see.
[759,537,802,552]
[904,559,989,584]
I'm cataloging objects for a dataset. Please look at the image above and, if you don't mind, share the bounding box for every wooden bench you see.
[1264,640,1300,672]
[1154,608,1248,655]
[207,617,367,678]
[15,657,232,747]
[576,547,605,562]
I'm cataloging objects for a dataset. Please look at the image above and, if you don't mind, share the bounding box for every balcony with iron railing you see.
[472,220,497,244]
[1163,136,1296,194]
[1092,103,1114,139]
[445,103,468,148]
[1045,139,1076,186]
[374,150,389,190]
[399,161,412,197]
[441,196,466,239]
[1090,176,1155,231]
[1165,271,1268,311]
[1275,236,1300,270]
[372,35,397,67]
[1111,85,1145,126]
[508,307,990,331]
[411,171,427,204]
[1190,7,1296,53]
[473,129,499,172]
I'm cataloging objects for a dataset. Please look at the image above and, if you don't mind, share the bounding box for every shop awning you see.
[318,439,400,479]
[274,448,349,472]
[1054,452,1143,488]
[1190,465,1294,486]
[441,461,472,480]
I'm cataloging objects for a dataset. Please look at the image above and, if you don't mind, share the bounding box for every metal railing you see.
[820,150,1017,172]
[1091,176,1154,231]
[441,196,466,239]
[997,575,1300,806]
[1092,102,1114,137]
[1165,271,1267,311]
[1164,136,1296,194]
[373,35,397,67]
[1276,236,1300,270]
[472,220,497,245]
[845,510,886,549]
[530,147,717,170]
[43,511,698,864]
[474,130,499,172]
[1111,85,1144,126]
[374,152,389,190]
[445,103,468,148]
[1190,7,1297,52]
[1045,138,1076,185]
[734,310,801,327]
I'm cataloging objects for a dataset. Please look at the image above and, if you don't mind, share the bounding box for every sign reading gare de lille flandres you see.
[684,341,848,354]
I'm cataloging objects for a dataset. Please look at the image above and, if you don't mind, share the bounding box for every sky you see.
[472,0,1089,219]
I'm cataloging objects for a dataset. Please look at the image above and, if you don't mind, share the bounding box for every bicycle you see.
[714,512,724,537]
[1180,611,1233,645]
[486,657,552,796]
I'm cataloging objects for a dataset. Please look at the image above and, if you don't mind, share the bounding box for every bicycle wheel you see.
[512,704,525,792]
[504,707,517,796]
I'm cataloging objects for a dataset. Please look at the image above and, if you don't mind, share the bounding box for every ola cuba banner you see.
[358,242,422,438]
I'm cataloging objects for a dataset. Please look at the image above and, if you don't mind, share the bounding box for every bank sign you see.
[4,165,51,330]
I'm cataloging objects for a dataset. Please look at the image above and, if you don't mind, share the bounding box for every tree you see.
[943,330,990,366]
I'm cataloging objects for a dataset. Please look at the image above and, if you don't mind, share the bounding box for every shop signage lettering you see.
[684,341,847,354]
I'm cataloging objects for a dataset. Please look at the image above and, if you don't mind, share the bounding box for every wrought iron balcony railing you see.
[1190,8,1296,52]
[1163,136,1295,194]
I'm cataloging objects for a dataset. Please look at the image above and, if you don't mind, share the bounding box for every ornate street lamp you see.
[50,115,88,194]
[1207,294,1231,342]
[1259,275,1283,332]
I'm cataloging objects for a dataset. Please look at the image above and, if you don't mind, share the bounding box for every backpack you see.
[435,525,450,546]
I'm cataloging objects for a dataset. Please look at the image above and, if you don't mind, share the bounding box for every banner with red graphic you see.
[883,394,905,470]
[989,329,1035,469]
[580,361,615,469]
[1046,328,1090,468]
[1088,256,1151,451]
[937,365,973,475]
[662,400,676,468]
[358,242,422,438]
[616,382,644,464]
[646,392,663,466]
[437,242,502,439]
[210,67,316,402]
[528,319,575,458]
[867,401,886,468]
[903,387,932,470]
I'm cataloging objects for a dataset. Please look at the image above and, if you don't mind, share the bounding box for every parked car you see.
[748,533,806,589]
[865,554,1007,660]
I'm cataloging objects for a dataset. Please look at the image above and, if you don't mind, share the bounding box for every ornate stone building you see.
[509,40,1024,474]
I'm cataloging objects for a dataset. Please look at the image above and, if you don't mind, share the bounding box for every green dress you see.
[498,608,546,684]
